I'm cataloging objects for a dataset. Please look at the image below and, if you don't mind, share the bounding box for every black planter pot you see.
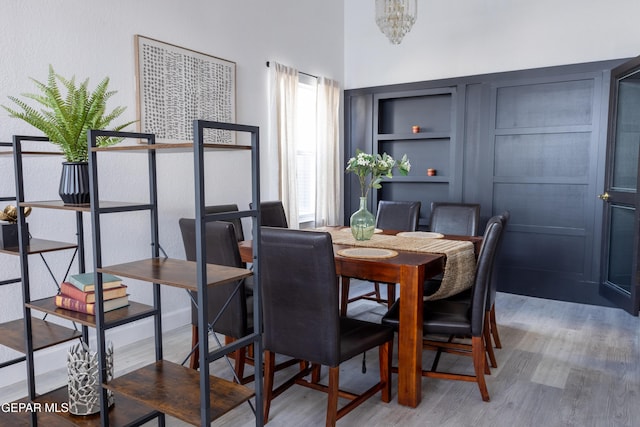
[59,162,90,205]
[0,222,28,249]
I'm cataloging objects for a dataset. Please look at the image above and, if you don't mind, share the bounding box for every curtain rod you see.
[266,61,318,79]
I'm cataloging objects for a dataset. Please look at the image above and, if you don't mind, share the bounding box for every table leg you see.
[397,264,424,407]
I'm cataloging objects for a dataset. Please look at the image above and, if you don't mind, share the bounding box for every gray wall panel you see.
[501,232,585,273]
[496,79,594,129]
[493,183,588,229]
[495,133,591,178]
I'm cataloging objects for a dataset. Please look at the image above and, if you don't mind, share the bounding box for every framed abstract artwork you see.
[134,35,236,144]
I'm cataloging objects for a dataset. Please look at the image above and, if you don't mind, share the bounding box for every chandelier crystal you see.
[375,0,417,45]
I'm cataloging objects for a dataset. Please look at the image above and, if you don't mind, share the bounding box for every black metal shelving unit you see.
[5,135,161,426]
[4,122,263,426]
[0,140,82,372]
[0,141,25,369]
[85,121,263,426]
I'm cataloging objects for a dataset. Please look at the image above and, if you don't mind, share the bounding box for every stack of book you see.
[55,272,129,315]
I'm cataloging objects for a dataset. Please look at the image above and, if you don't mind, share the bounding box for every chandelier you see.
[375,0,418,45]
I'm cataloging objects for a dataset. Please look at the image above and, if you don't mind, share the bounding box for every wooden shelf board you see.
[0,238,77,255]
[9,386,160,426]
[0,150,63,156]
[0,408,77,426]
[99,257,253,291]
[92,142,252,152]
[105,360,254,426]
[26,298,154,328]
[0,318,81,353]
[18,200,150,212]
[376,132,450,140]
[380,176,450,183]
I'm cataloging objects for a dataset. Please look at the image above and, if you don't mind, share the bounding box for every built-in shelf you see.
[0,318,81,353]
[347,86,460,226]
[26,298,155,329]
[98,257,253,291]
[376,132,451,140]
[104,361,254,426]
[381,176,450,183]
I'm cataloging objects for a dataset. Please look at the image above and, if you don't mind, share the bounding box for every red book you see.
[60,282,127,304]
[54,294,129,315]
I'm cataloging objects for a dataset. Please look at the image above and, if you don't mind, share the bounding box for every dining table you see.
[238,227,481,408]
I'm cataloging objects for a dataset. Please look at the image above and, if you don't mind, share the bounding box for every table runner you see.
[328,230,476,300]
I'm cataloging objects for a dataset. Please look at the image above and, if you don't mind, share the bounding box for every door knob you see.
[598,192,610,202]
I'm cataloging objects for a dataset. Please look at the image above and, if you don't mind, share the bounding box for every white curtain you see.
[269,62,299,228]
[315,77,341,226]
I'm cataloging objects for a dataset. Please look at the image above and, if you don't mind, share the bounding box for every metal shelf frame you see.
[86,121,263,426]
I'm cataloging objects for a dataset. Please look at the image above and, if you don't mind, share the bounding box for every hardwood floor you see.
[2,282,640,426]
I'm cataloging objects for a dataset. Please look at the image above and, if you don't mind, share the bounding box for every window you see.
[295,77,317,225]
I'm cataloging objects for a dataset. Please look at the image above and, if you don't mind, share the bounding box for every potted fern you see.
[2,65,135,204]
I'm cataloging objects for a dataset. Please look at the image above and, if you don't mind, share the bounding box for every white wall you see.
[345,0,640,88]
[0,0,343,388]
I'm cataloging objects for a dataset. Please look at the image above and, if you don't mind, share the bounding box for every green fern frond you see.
[1,65,136,162]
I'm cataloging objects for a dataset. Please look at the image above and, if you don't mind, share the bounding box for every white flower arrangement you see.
[346,149,411,198]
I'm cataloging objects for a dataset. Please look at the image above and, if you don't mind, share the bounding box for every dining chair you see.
[251,200,289,228]
[429,202,481,236]
[260,227,394,426]
[205,203,245,242]
[179,219,254,379]
[204,204,253,296]
[381,215,504,402]
[340,200,421,316]
[423,202,481,297]
[486,210,510,352]
[425,211,510,368]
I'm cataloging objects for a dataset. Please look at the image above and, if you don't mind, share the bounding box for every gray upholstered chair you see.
[261,227,394,426]
[340,200,421,316]
[382,216,504,402]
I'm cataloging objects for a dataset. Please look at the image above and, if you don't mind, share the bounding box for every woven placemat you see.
[396,231,444,239]
[337,247,398,259]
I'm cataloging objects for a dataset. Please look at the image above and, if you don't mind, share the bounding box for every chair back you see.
[429,202,480,236]
[469,216,503,336]
[178,219,249,338]
[205,204,244,241]
[486,210,510,310]
[250,201,289,228]
[260,227,340,366]
[375,200,421,231]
